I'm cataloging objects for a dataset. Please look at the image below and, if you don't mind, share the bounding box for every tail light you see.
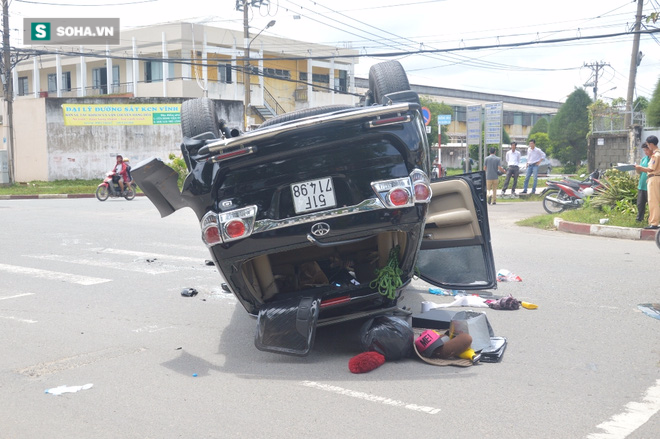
[201,205,258,246]
[371,169,431,208]
[388,188,411,206]
[410,169,431,203]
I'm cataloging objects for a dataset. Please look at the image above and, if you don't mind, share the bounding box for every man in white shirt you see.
[521,139,546,194]
[501,142,521,195]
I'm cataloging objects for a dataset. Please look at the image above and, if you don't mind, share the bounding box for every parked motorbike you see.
[542,170,603,214]
[541,170,601,196]
[96,172,136,201]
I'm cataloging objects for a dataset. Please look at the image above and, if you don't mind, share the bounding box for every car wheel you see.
[368,60,411,105]
[181,97,220,139]
[258,105,355,129]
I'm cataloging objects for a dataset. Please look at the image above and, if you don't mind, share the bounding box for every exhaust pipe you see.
[545,195,581,206]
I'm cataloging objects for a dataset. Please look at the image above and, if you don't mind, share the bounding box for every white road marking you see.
[0,293,35,301]
[94,248,206,264]
[300,381,441,415]
[0,315,37,323]
[0,263,110,285]
[132,325,176,333]
[587,379,660,439]
[27,254,179,275]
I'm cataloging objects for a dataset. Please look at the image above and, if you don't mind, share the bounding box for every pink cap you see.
[414,330,445,358]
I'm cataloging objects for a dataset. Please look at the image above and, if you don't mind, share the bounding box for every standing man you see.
[635,143,652,223]
[484,147,506,205]
[521,139,546,195]
[501,141,521,195]
[635,135,660,229]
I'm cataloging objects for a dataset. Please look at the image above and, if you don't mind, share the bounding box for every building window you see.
[312,73,329,84]
[336,70,347,92]
[263,68,290,80]
[48,72,72,92]
[47,74,57,92]
[62,72,71,91]
[218,63,232,83]
[92,68,107,94]
[18,76,29,96]
[145,61,175,83]
[113,65,120,87]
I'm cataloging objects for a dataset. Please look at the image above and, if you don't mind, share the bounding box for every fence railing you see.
[592,110,646,133]
[264,87,285,115]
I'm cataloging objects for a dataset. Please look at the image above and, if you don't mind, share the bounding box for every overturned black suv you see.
[133,61,496,356]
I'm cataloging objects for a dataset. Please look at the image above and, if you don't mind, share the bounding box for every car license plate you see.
[291,177,337,214]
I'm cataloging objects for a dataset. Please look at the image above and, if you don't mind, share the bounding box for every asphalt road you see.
[0,198,658,439]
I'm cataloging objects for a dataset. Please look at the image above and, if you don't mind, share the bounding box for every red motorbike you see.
[96,172,136,201]
[542,170,603,214]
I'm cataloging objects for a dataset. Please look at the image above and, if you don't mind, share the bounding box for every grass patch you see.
[0,179,100,195]
[517,205,644,230]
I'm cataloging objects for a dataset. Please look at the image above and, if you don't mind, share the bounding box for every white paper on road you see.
[45,383,93,395]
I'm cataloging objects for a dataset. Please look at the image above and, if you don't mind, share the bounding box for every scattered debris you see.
[180,288,198,297]
[146,258,157,263]
[204,260,215,266]
[45,383,93,395]
[429,287,463,296]
[422,295,489,310]
[638,303,660,320]
[486,295,520,310]
[520,301,538,310]
[497,269,522,282]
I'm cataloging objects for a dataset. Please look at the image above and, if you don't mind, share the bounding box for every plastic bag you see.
[360,316,413,361]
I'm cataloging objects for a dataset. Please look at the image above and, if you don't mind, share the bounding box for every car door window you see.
[416,172,496,290]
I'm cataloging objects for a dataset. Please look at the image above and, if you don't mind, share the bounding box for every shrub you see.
[590,169,637,215]
[168,153,188,189]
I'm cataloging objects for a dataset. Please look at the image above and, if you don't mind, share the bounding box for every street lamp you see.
[244,20,275,130]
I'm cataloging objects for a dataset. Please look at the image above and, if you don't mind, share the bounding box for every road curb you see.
[554,217,657,241]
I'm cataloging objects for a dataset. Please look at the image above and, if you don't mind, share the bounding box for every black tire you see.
[543,189,566,214]
[181,97,220,139]
[258,105,355,129]
[96,185,109,201]
[368,60,411,105]
[123,185,136,201]
[655,229,660,250]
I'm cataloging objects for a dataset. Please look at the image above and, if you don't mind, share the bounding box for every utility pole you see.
[243,0,250,131]
[625,0,644,128]
[583,61,609,101]
[1,0,15,184]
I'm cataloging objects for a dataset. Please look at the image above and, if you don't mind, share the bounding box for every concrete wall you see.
[12,97,243,182]
[589,133,629,171]
[14,99,48,181]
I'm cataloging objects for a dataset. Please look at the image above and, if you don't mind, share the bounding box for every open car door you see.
[417,171,497,290]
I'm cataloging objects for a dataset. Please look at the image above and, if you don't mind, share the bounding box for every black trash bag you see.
[360,316,413,361]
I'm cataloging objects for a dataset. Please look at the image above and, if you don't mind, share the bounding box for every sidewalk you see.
[492,190,658,242]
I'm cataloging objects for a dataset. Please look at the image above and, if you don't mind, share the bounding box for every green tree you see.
[419,97,451,146]
[646,77,660,127]
[634,96,649,112]
[548,88,591,169]
[529,132,550,153]
[529,118,549,137]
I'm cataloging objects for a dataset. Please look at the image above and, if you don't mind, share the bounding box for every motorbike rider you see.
[112,154,129,194]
